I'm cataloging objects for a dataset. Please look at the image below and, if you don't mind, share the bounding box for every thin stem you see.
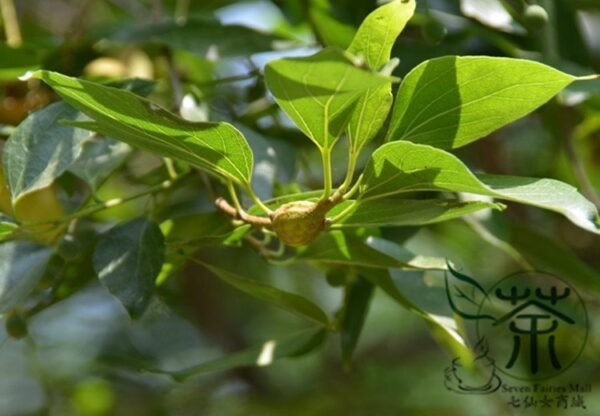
[327,200,360,225]
[164,158,177,180]
[342,173,363,200]
[321,147,333,200]
[244,183,273,215]
[174,0,189,23]
[0,0,22,47]
[227,181,244,213]
[23,179,176,227]
[577,74,600,81]
[334,145,358,198]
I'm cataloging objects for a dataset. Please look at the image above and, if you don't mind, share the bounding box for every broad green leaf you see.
[2,102,94,203]
[340,276,374,367]
[298,231,445,270]
[264,48,393,149]
[347,0,415,69]
[68,138,130,192]
[329,198,503,228]
[345,0,415,152]
[29,70,254,185]
[113,16,280,58]
[386,56,575,148]
[360,141,600,234]
[364,236,448,271]
[0,242,52,313]
[93,219,165,318]
[198,260,330,328]
[172,328,326,380]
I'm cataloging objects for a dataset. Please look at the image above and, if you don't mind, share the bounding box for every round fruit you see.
[271,201,327,247]
[523,5,548,30]
[5,313,28,339]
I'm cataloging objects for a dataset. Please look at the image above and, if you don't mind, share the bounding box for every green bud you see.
[5,313,28,339]
[523,5,548,30]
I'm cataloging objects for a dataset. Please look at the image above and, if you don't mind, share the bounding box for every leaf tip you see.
[18,70,36,81]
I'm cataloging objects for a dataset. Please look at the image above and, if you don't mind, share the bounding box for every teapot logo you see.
[444,338,501,394]
[443,264,587,391]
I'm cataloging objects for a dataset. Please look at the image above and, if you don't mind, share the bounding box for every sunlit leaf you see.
[345,0,415,152]
[264,48,393,149]
[30,70,254,185]
[386,56,575,148]
[360,141,600,234]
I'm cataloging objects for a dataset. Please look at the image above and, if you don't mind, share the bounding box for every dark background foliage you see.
[0,0,599,415]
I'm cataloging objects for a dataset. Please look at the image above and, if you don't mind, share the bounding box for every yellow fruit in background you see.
[0,165,65,244]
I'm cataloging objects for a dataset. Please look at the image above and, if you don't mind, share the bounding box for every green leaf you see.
[93,219,165,318]
[0,242,52,313]
[298,230,445,270]
[68,138,130,192]
[345,0,415,152]
[386,56,575,148]
[264,48,393,149]
[329,198,503,228]
[362,268,471,360]
[347,0,415,69]
[29,70,254,185]
[340,276,374,367]
[172,328,326,380]
[360,141,600,234]
[198,260,331,328]
[2,102,94,202]
[113,16,280,58]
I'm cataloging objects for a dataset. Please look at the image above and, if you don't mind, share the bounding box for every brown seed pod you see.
[271,201,328,247]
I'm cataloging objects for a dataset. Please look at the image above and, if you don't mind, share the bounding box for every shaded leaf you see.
[198,260,330,328]
[330,198,503,228]
[113,16,280,58]
[0,242,52,313]
[360,141,600,234]
[173,328,326,380]
[264,48,393,149]
[345,0,415,151]
[362,268,471,360]
[2,102,93,202]
[340,276,374,367]
[386,56,575,148]
[93,219,165,318]
[68,138,130,192]
[298,231,446,270]
[30,70,254,185]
